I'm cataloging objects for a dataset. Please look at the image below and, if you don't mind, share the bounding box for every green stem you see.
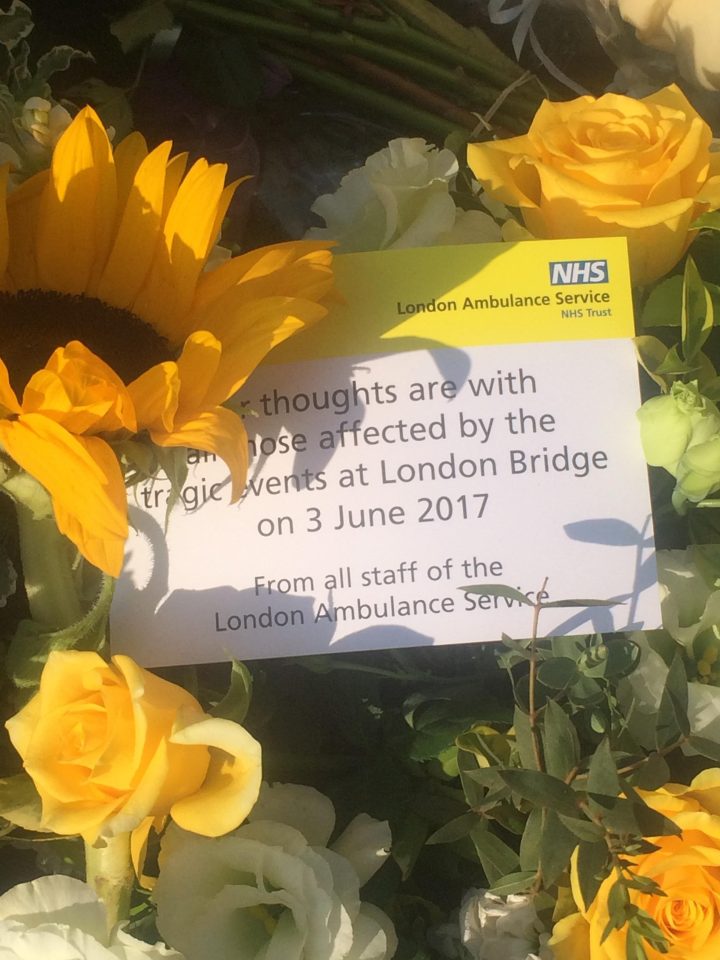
[173,2,492,101]
[85,832,134,932]
[277,50,462,139]
[2,469,83,627]
[273,0,541,101]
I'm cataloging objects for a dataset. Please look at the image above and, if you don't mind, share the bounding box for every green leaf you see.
[537,657,578,691]
[558,814,605,842]
[695,211,720,232]
[542,699,580,779]
[210,659,253,724]
[640,276,682,328]
[489,870,537,896]
[461,583,533,605]
[392,811,428,881]
[587,739,621,804]
[576,840,609,911]
[0,773,44,831]
[655,653,690,749]
[681,257,714,361]
[22,45,93,99]
[512,706,539,770]
[540,598,618,609]
[539,809,577,886]
[497,769,580,817]
[519,806,542,871]
[687,735,720,762]
[110,0,174,53]
[426,812,478,845]
[470,823,520,885]
[0,0,32,50]
[627,753,670,790]
[634,335,671,390]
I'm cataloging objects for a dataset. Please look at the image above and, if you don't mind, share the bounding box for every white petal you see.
[332,815,392,887]
[248,783,335,847]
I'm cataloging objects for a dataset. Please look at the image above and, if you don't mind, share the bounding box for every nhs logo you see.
[549,260,609,285]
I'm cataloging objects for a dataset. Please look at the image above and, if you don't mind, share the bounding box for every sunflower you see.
[0,106,334,577]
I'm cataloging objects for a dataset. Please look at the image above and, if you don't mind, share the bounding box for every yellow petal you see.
[174,330,222,417]
[0,356,21,415]
[169,716,262,837]
[128,362,180,434]
[149,407,248,501]
[97,141,172,311]
[0,414,127,575]
[547,913,591,960]
[36,106,117,295]
[6,169,48,290]
[199,295,327,403]
[133,160,232,341]
[112,130,148,218]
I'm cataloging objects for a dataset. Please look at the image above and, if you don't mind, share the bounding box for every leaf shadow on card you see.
[550,515,657,636]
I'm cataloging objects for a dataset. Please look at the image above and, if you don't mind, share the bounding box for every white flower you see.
[305,137,505,252]
[656,549,720,649]
[0,875,183,960]
[460,889,551,960]
[612,0,720,90]
[154,783,397,960]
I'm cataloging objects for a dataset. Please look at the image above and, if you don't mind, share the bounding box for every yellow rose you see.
[467,85,720,285]
[548,768,720,959]
[5,651,262,843]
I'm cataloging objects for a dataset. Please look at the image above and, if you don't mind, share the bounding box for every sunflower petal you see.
[132,160,232,342]
[0,356,21,415]
[97,141,172,311]
[36,106,117,296]
[199,295,328,404]
[175,331,222,417]
[0,414,127,575]
[112,130,148,217]
[6,169,48,290]
[128,362,180,434]
[149,407,248,501]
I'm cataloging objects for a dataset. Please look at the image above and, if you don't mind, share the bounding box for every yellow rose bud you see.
[467,85,720,285]
[5,651,262,843]
[548,768,720,958]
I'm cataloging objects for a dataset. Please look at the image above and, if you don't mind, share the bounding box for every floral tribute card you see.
[111,238,660,666]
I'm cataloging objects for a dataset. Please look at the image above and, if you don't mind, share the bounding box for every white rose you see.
[614,0,720,90]
[460,889,551,960]
[0,875,183,960]
[305,138,504,252]
[154,783,397,960]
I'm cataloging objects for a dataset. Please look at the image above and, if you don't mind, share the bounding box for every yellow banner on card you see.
[269,237,634,363]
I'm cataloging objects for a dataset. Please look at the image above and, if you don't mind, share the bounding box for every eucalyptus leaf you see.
[634,335,671,390]
[655,653,690,749]
[539,809,577,886]
[576,840,609,911]
[519,806,542,871]
[541,699,580,779]
[537,657,578,691]
[512,706,539,770]
[470,823,520,884]
[489,870,537,896]
[497,769,580,817]
[587,739,620,804]
[461,583,533,606]
[426,812,478,845]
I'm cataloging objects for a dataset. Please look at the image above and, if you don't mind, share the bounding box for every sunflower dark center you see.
[0,290,174,394]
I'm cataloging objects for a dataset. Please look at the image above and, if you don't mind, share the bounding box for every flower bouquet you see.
[3,2,720,959]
